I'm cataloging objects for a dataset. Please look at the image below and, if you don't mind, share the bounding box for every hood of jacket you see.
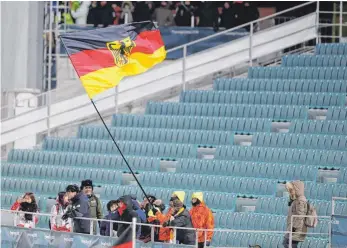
[119,195,133,211]
[291,180,305,198]
[132,200,140,210]
[71,192,88,204]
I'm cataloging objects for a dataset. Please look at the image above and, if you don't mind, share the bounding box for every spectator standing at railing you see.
[80,180,103,235]
[163,197,196,245]
[100,200,120,236]
[174,1,195,26]
[117,195,140,237]
[50,192,71,232]
[283,181,308,248]
[152,1,175,26]
[121,1,134,24]
[11,192,39,228]
[63,184,91,234]
[146,198,170,242]
[133,2,153,22]
[189,192,214,247]
[195,2,218,29]
[70,1,91,25]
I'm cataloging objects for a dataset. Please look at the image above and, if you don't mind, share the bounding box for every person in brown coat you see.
[283,180,308,248]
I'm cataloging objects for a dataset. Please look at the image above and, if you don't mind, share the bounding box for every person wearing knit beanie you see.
[190,192,214,247]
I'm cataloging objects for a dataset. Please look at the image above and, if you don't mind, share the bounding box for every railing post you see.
[195,229,199,248]
[249,22,253,67]
[182,46,187,91]
[289,215,293,248]
[47,1,53,137]
[151,225,155,242]
[191,15,195,28]
[132,217,136,248]
[339,1,343,41]
[316,1,320,44]
[125,13,129,24]
[110,220,113,237]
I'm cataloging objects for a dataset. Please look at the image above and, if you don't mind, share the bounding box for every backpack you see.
[305,201,318,228]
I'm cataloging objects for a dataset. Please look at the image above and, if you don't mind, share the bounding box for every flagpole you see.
[90,99,153,205]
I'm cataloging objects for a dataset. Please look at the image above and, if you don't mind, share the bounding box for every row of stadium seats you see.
[315,43,347,55]
[212,231,327,248]
[8,150,160,172]
[216,146,347,167]
[256,196,347,216]
[214,78,347,93]
[78,126,347,150]
[180,90,346,106]
[282,55,347,67]
[1,163,123,184]
[112,114,347,135]
[42,138,347,167]
[214,212,328,237]
[146,102,347,120]
[42,138,197,158]
[248,67,347,80]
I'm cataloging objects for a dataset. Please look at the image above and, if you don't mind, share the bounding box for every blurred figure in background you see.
[195,2,218,28]
[133,1,153,22]
[100,200,120,236]
[11,192,39,228]
[121,1,134,23]
[80,180,102,235]
[50,192,71,232]
[174,1,195,26]
[189,192,214,247]
[70,1,91,24]
[152,1,175,26]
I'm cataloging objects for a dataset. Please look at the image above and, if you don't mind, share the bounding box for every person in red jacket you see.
[50,192,71,232]
[11,192,39,228]
[189,192,214,247]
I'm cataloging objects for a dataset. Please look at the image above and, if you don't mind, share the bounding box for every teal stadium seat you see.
[315,43,347,55]
[282,55,347,67]
[289,120,347,135]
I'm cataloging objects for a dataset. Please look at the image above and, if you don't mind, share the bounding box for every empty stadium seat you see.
[146,102,309,119]
[176,159,318,181]
[248,67,347,80]
[252,132,347,150]
[282,55,347,67]
[214,78,347,93]
[78,126,233,146]
[180,90,345,107]
[315,43,347,55]
[42,138,197,158]
[289,120,347,135]
[216,146,347,168]
[326,107,347,120]
[305,181,347,201]
[112,114,272,132]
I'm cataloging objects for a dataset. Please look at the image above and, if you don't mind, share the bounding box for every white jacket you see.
[50,204,71,232]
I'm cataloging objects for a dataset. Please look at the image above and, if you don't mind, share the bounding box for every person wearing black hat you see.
[117,195,140,237]
[63,184,91,234]
[80,179,103,235]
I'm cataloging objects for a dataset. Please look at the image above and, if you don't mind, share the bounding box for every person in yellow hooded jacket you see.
[189,192,214,247]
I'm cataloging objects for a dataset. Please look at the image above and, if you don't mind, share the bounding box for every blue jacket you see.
[100,211,120,236]
[132,200,147,238]
[70,192,91,234]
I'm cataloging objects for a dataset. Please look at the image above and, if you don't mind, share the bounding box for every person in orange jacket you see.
[189,192,214,247]
[150,191,186,242]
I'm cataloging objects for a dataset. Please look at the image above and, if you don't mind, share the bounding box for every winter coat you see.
[11,201,38,228]
[174,5,194,26]
[133,2,152,22]
[132,200,146,238]
[189,202,214,243]
[100,211,120,236]
[168,208,196,245]
[121,2,134,23]
[50,203,71,232]
[70,192,91,234]
[117,195,140,237]
[70,1,91,24]
[150,207,174,242]
[285,181,308,242]
[88,194,102,234]
[152,7,175,26]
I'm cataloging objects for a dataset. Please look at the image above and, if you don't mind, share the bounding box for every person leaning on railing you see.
[49,192,71,232]
[11,192,39,228]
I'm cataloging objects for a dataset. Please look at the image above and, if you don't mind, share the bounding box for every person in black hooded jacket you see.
[117,195,140,237]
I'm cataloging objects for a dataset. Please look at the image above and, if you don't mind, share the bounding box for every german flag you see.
[60,21,166,99]
[112,226,133,248]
